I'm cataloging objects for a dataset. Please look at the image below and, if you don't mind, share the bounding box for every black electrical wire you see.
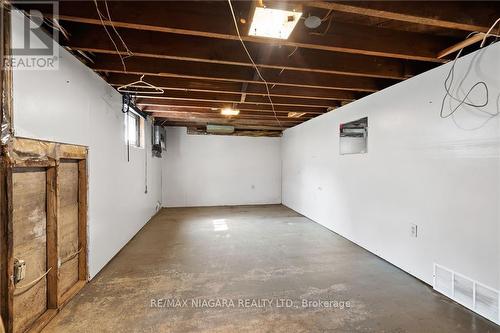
[122,93,131,162]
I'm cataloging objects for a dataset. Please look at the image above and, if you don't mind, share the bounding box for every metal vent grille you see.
[433,263,499,325]
[476,284,499,323]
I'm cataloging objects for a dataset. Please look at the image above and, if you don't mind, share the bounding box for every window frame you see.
[124,109,144,149]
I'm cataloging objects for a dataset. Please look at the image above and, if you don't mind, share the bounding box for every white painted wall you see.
[282,43,500,290]
[163,127,281,207]
[11,13,162,278]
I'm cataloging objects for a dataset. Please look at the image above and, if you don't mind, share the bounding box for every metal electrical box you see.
[152,125,166,157]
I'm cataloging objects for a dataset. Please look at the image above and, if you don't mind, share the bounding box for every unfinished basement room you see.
[1,1,500,332]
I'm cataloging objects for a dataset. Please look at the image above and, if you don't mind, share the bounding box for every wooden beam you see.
[307,1,496,32]
[146,106,315,118]
[131,92,336,108]
[0,3,13,332]
[150,110,313,122]
[62,22,434,79]
[46,166,59,309]
[16,1,454,62]
[136,98,329,114]
[1,0,12,150]
[153,113,300,124]
[142,105,324,115]
[152,118,303,127]
[0,160,12,333]
[107,74,362,101]
[437,33,486,59]
[134,84,343,102]
[77,159,87,282]
[186,127,282,137]
[92,54,391,93]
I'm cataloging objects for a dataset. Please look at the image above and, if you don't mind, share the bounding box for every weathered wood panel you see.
[57,161,79,297]
[46,166,58,309]
[77,160,88,281]
[12,169,47,333]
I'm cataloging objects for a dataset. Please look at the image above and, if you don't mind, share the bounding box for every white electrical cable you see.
[103,0,133,59]
[59,248,83,266]
[93,0,133,72]
[227,0,283,129]
[480,17,500,47]
[13,267,52,295]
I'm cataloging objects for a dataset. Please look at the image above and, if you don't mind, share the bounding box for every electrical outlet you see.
[14,259,26,284]
[410,223,418,238]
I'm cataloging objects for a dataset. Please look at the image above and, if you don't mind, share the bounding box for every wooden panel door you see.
[11,169,47,333]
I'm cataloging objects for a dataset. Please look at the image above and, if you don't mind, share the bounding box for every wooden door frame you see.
[1,138,88,333]
[0,0,13,331]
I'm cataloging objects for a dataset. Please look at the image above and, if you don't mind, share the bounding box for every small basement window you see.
[125,110,144,148]
[339,117,368,155]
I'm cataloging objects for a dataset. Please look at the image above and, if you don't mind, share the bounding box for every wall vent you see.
[433,263,499,325]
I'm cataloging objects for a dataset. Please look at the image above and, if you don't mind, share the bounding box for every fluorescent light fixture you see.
[221,107,240,116]
[207,124,235,134]
[249,6,302,39]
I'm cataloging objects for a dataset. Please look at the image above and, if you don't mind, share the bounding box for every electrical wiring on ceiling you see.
[440,18,500,121]
[42,17,70,40]
[103,0,133,59]
[288,46,298,58]
[308,9,334,36]
[319,13,334,36]
[277,46,300,77]
[227,0,282,130]
[93,0,133,72]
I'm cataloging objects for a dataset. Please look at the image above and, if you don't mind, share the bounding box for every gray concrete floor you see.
[43,205,499,332]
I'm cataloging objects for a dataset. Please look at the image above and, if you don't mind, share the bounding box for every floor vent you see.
[433,263,499,325]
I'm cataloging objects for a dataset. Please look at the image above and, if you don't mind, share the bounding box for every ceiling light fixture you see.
[221,107,240,116]
[304,15,322,29]
[249,6,302,39]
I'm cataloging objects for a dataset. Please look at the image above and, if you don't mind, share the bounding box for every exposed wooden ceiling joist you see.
[13,1,492,134]
[153,116,296,128]
[186,127,283,138]
[136,98,330,114]
[92,54,392,93]
[107,74,362,101]
[148,107,315,119]
[150,110,312,122]
[63,23,437,79]
[23,1,456,62]
[144,107,325,117]
[142,105,325,116]
[307,1,497,32]
[133,93,337,108]
[437,33,487,59]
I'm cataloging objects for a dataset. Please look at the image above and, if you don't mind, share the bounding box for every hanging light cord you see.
[227,0,282,130]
